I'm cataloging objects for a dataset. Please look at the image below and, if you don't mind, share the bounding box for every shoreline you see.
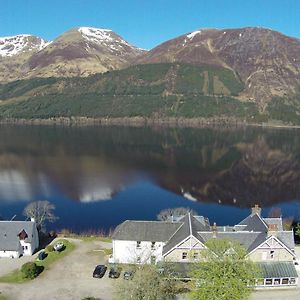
[0,117,300,129]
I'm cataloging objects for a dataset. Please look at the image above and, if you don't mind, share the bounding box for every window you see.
[289,278,296,285]
[282,278,289,285]
[193,252,199,260]
[151,242,155,250]
[265,279,272,285]
[137,256,141,263]
[274,278,280,285]
[256,279,264,286]
[136,241,141,249]
[270,250,274,259]
[182,252,188,259]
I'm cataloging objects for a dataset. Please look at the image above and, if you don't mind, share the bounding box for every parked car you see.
[93,265,107,278]
[123,270,134,280]
[109,267,121,279]
[54,242,64,252]
[38,250,47,260]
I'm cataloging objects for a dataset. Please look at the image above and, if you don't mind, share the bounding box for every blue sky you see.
[1,0,300,49]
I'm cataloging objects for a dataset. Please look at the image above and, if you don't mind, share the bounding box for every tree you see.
[157,207,198,221]
[116,265,177,300]
[189,239,260,300]
[21,262,40,279]
[23,200,58,230]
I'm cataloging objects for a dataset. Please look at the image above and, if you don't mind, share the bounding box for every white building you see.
[0,219,39,258]
[112,205,298,287]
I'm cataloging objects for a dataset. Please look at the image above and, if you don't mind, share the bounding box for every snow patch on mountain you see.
[79,27,130,46]
[187,30,201,40]
[0,34,49,57]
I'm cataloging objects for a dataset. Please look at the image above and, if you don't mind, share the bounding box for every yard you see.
[0,238,113,300]
[0,239,75,283]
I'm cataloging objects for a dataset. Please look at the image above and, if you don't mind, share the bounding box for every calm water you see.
[0,125,299,232]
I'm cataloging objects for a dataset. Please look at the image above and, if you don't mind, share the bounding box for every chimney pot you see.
[251,204,261,216]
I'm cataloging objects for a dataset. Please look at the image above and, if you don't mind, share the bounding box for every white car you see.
[54,242,64,251]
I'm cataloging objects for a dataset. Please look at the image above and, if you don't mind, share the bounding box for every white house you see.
[0,219,39,258]
[112,205,298,287]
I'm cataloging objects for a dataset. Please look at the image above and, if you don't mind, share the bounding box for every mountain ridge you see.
[0,26,300,123]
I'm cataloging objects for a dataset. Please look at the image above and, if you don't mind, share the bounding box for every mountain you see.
[138,27,300,109]
[0,34,49,82]
[0,27,145,82]
[25,27,145,78]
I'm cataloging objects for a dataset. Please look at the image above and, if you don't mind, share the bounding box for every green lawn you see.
[0,239,75,283]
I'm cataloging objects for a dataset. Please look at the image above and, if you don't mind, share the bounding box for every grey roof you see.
[113,212,295,257]
[277,231,295,251]
[198,231,266,252]
[162,214,210,255]
[257,262,298,278]
[112,220,182,242]
[162,215,191,255]
[263,218,283,231]
[0,221,36,251]
[238,213,268,232]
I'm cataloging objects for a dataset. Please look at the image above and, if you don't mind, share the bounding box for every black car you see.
[38,250,47,261]
[108,267,121,279]
[93,265,107,278]
[123,270,134,280]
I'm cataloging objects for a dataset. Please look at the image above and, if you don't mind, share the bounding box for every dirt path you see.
[0,239,114,300]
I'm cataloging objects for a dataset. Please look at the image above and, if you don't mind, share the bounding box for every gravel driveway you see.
[0,238,115,300]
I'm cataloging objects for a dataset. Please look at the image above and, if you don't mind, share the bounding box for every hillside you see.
[0,63,262,121]
[1,63,299,125]
[138,27,300,109]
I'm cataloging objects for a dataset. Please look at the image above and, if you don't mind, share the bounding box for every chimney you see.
[268,224,278,236]
[212,222,217,238]
[251,204,261,216]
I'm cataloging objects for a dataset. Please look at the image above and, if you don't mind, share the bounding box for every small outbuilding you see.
[0,219,39,258]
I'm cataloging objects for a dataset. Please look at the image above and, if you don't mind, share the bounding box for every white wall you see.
[113,240,164,264]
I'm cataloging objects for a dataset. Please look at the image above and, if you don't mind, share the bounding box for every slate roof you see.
[162,213,209,255]
[276,231,295,251]
[113,211,295,257]
[238,213,268,232]
[257,262,298,278]
[263,218,283,231]
[198,231,266,252]
[0,221,36,251]
[112,220,182,242]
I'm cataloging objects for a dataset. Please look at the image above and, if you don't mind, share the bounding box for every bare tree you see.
[157,207,197,221]
[23,201,58,230]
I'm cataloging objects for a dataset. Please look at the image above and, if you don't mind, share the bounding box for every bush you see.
[21,262,39,279]
[45,244,54,253]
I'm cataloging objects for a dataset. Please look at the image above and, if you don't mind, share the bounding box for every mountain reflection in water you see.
[0,125,299,230]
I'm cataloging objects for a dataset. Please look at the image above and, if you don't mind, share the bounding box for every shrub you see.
[45,244,54,253]
[21,262,39,279]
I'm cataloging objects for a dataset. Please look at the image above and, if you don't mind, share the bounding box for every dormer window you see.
[136,241,141,249]
[18,229,28,241]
